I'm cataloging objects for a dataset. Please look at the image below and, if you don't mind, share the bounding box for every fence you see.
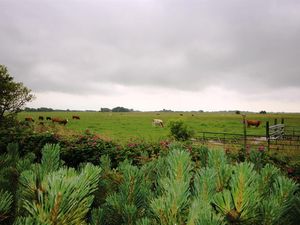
[197,131,265,149]
[196,118,300,151]
[284,126,300,137]
[196,130,300,151]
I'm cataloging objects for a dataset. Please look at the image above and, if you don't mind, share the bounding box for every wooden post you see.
[266,121,270,151]
[274,118,277,125]
[281,118,284,124]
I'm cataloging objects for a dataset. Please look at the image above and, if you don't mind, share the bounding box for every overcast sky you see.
[1,0,300,112]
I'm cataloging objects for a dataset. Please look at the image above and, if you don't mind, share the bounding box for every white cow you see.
[152,119,164,127]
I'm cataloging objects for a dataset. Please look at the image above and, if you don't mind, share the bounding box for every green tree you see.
[112,106,132,112]
[0,65,34,122]
[100,108,111,112]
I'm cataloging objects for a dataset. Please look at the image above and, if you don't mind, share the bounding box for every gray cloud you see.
[1,0,300,97]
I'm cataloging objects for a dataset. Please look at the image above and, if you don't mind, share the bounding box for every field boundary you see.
[196,126,300,152]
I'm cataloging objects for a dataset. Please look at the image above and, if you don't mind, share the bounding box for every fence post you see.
[281,118,284,124]
[266,121,270,151]
[274,118,277,125]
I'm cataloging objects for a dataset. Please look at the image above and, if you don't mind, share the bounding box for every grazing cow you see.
[52,117,68,125]
[246,120,261,128]
[72,115,80,120]
[152,119,164,127]
[38,116,44,120]
[25,117,34,122]
[46,117,51,120]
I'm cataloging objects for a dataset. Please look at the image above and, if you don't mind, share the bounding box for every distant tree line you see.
[23,107,136,113]
[100,107,134,112]
[24,107,54,112]
[23,107,269,114]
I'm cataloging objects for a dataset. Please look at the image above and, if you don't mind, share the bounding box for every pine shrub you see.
[0,142,299,224]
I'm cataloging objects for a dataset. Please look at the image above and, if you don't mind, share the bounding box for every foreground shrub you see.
[0,142,299,224]
[16,144,102,224]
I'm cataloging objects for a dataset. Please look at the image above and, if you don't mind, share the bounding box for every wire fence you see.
[195,127,300,151]
[285,126,300,137]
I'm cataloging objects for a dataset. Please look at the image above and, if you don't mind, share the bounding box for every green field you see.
[18,111,300,143]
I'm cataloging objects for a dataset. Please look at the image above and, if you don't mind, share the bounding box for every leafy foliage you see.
[0,65,34,123]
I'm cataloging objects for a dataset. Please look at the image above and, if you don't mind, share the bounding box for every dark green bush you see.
[168,120,194,141]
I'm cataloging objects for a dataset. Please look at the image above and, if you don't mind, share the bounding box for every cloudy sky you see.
[1,0,300,112]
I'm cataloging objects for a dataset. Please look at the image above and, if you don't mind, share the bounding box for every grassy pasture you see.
[18,111,300,143]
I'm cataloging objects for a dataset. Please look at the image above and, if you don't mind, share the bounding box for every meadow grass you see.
[18,111,300,143]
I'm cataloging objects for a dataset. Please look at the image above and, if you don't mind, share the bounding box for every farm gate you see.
[196,118,300,152]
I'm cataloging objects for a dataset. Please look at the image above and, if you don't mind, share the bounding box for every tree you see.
[100,107,111,112]
[0,65,34,121]
[112,106,132,112]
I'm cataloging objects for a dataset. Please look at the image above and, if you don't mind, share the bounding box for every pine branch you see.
[16,144,102,224]
[151,148,193,225]
[207,149,232,192]
[90,207,105,225]
[0,189,13,222]
[194,167,218,202]
[105,160,151,224]
[213,162,261,224]
[41,144,61,174]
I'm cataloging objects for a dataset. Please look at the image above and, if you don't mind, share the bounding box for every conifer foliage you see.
[151,149,193,225]
[6,144,101,225]
[0,189,13,222]
[0,143,299,224]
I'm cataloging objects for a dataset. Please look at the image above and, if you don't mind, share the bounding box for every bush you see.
[168,120,194,141]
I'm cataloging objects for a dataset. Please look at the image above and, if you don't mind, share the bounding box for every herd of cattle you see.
[23,115,262,129]
[152,119,262,128]
[24,115,80,126]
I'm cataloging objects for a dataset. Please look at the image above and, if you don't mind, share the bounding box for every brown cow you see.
[52,117,68,125]
[72,115,80,120]
[25,117,34,122]
[246,120,261,128]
